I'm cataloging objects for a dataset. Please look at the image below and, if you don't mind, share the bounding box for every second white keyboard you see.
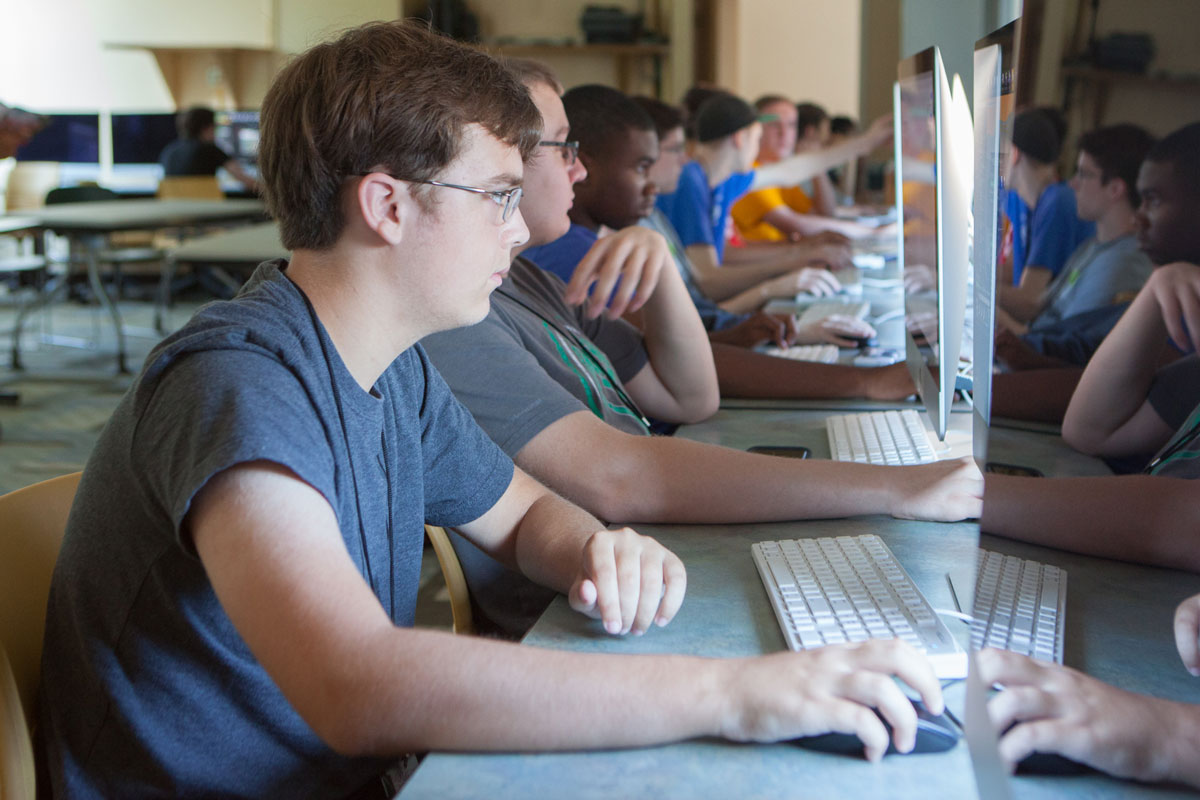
[826,409,938,465]
[762,343,839,363]
[970,549,1066,663]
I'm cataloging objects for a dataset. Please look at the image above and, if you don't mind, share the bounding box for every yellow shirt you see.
[731,177,814,242]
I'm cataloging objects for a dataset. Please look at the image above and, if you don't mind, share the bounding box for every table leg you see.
[81,234,129,374]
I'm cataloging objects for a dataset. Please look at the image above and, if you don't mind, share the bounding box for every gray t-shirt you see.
[38,261,514,797]
[421,257,651,636]
[1032,234,1151,332]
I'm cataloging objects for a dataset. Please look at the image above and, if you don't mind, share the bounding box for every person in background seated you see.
[826,114,860,202]
[159,106,259,193]
[36,23,952,795]
[998,106,1095,321]
[533,85,880,356]
[731,98,884,243]
[989,122,1199,427]
[420,63,981,639]
[982,124,1200,569]
[997,124,1155,336]
[977,591,1200,788]
[656,91,891,304]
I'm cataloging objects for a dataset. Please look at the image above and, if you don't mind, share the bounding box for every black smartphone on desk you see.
[985,462,1043,478]
[748,445,811,459]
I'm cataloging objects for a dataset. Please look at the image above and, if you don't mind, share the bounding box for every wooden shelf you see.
[1062,65,1200,129]
[485,41,670,97]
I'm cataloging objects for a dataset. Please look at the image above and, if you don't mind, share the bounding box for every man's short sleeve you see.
[413,347,514,526]
[1026,185,1094,279]
[1149,354,1200,431]
[731,186,787,231]
[422,316,606,457]
[656,162,715,249]
[130,350,337,552]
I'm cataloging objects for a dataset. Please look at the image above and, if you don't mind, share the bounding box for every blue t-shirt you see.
[656,161,755,263]
[38,261,514,797]
[1005,182,1094,285]
[522,223,596,285]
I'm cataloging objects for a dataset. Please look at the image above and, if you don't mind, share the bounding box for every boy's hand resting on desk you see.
[719,639,943,762]
[709,312,798,349]
[1173,592,1200,675]
[888,457,983,522]
[977,648,1200,785]
[565,227,672,320]
[862,362,916,402]
[568,527,687,636]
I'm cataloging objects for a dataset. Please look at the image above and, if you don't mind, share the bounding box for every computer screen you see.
[214,110,260,164]
[971,20,1021,467]
[112,112,179,165]
[896,46,970,442]
[15,114,100,163]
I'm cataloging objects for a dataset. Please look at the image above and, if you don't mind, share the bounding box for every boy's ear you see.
[355,172,406,245]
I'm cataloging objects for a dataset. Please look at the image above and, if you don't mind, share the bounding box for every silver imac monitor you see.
[896,46,970,442]
[971,20,1021,468]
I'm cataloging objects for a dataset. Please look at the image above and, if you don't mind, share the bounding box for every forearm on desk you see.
[981,474,1200,572]
[712,344,887,400]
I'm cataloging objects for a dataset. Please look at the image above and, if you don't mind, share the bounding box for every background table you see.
[8,200,265,372]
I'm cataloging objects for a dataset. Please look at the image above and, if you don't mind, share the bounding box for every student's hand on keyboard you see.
[1173,593,1200,675]
[565,227,671,320]
[801,314,876,347]
[567,526,687,636]
[977,648,1192,784]
[803,241,855,271]
[709,311,798,349]
[888,457,983,522]
[862,362,916,401]
[721,640,943,761]
[903,263,935,294]
[773,267,842,299]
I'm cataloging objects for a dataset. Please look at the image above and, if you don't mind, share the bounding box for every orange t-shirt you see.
[731,182,814,242]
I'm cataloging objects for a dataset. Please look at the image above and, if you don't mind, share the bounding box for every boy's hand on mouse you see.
[1173,593,1200,675]
[977,648,1187,783]
[801,314,876,347]
[565,227,672,320]
[567,527,686,636]
[717,640,942,761]
[771,267,842,299]
[888,457,982,522]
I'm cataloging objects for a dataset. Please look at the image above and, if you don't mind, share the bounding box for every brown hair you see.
[502,57,563,94]
[260,21,542,250]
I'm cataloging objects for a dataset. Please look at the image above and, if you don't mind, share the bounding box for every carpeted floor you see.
[0,287,454,630]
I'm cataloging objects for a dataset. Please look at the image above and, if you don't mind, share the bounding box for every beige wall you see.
[710,0,862,117]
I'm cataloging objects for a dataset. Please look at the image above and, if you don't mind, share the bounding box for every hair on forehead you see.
[562,84,656,161]
[632,96,685,138]
[1145,122,1200,200]
[503,57,564,94]
[260,20,541,251]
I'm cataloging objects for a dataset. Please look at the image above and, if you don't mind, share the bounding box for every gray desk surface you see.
[26,198,265,233]
[402,407,982,799]
[0,215,39,235]
[168,221,286,264]
[402,407,1200,798]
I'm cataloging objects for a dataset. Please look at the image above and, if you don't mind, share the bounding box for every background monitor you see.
[895,46,970,442]
[971,19,1021,468]
[214,110,260,164]
[112,112,178,165]
[15,113,100,163]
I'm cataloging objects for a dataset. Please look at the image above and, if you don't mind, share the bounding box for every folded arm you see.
[981,473,1200,572]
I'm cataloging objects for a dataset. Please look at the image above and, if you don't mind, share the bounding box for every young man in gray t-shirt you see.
[36,23,953,795]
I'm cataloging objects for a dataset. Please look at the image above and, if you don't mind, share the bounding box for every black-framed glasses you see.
[539,140,579,167]
[407,179,523,223]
